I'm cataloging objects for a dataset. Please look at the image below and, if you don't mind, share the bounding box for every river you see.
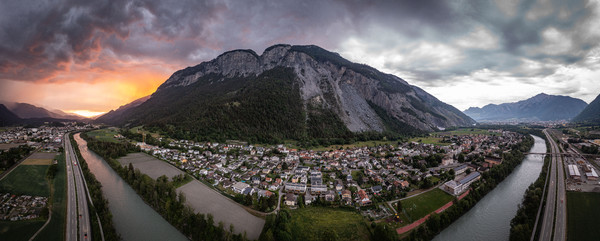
[74,134,188,241]
[433,135,546,241]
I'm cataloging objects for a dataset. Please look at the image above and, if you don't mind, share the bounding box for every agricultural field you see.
[400,188,453,222]
[0,152,59,241]
[289,207,371,241]
[0,165,50,196]
[22,152,57,165]
[33,152,66,241]
[567,192,600,241]
[117,153,182,179]
[177,180,265,240]
[0,143,24,151]
[86,128,121,143]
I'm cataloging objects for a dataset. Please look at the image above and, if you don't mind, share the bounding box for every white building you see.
[442,172,481,196]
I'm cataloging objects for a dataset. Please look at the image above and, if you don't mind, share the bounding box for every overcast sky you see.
[1,0,599,116]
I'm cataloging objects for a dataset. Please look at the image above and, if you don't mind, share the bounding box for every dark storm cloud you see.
[0,0,598,88]
[0,0,225,82]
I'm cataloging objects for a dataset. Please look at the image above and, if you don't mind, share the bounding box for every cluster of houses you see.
[0,193,48,221]
[134,129,524,209]
[0,123,93,152]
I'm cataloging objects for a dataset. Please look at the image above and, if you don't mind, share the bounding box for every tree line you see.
[0,145,34,170]
[81,132,247,241]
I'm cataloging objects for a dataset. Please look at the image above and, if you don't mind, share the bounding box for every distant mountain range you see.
[572,93,600,123]
[96,44,475,142]
[0,104,22,126]
[463,93,587,122]
[2,102,86,120]
[0,102,87,126]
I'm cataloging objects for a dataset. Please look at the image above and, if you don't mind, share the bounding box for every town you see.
[129,127,525,217]
[0,193,48,221]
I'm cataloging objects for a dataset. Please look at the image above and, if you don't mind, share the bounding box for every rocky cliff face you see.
[152,44,475,132]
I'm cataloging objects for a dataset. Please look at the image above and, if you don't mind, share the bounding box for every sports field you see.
[400,188,453,221]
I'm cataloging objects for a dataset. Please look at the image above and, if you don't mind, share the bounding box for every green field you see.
[0,220,45,241]
[0,165,50,196]
[33,153,66,241]
[130,126,161,138]
[408,136,446,146]
[440,128,499,136]
[289,207,371,241]
[400,188,453,221]
[87,128,121,143]
[309,140,399,151]
[567,192,600,241]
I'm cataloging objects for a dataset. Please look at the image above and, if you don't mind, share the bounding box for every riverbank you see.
[396,134,535,240]
[73,133,187,241]
[78,132,251,241]
[430,135,545,241]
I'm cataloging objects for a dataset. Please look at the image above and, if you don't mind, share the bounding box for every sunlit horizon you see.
[67,110,106,118]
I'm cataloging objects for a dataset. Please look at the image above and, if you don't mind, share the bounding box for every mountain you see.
[463,93,587,122]
[2,102,86,120]
[572,93,600,123]
[96,44,475,143]
[96,95,150,120]
[0,104,22,126]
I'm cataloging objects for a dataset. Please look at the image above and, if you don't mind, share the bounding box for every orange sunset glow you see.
[0,59,173,114]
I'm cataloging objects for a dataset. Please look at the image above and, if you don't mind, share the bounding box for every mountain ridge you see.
[572,93,600,123]
[463,93,587,122]
[2,102,87,120]
[96,44,476,143]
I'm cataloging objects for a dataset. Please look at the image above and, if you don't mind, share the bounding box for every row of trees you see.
[0,145,34,170]
[69,134,121,241]
[405,135,535,240]
[82,132,247,241]
[233,193,278,212]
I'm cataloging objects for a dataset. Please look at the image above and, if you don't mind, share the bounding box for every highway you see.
[64,133,91,240]
[553,130,566,241]
[539,129,566,241]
